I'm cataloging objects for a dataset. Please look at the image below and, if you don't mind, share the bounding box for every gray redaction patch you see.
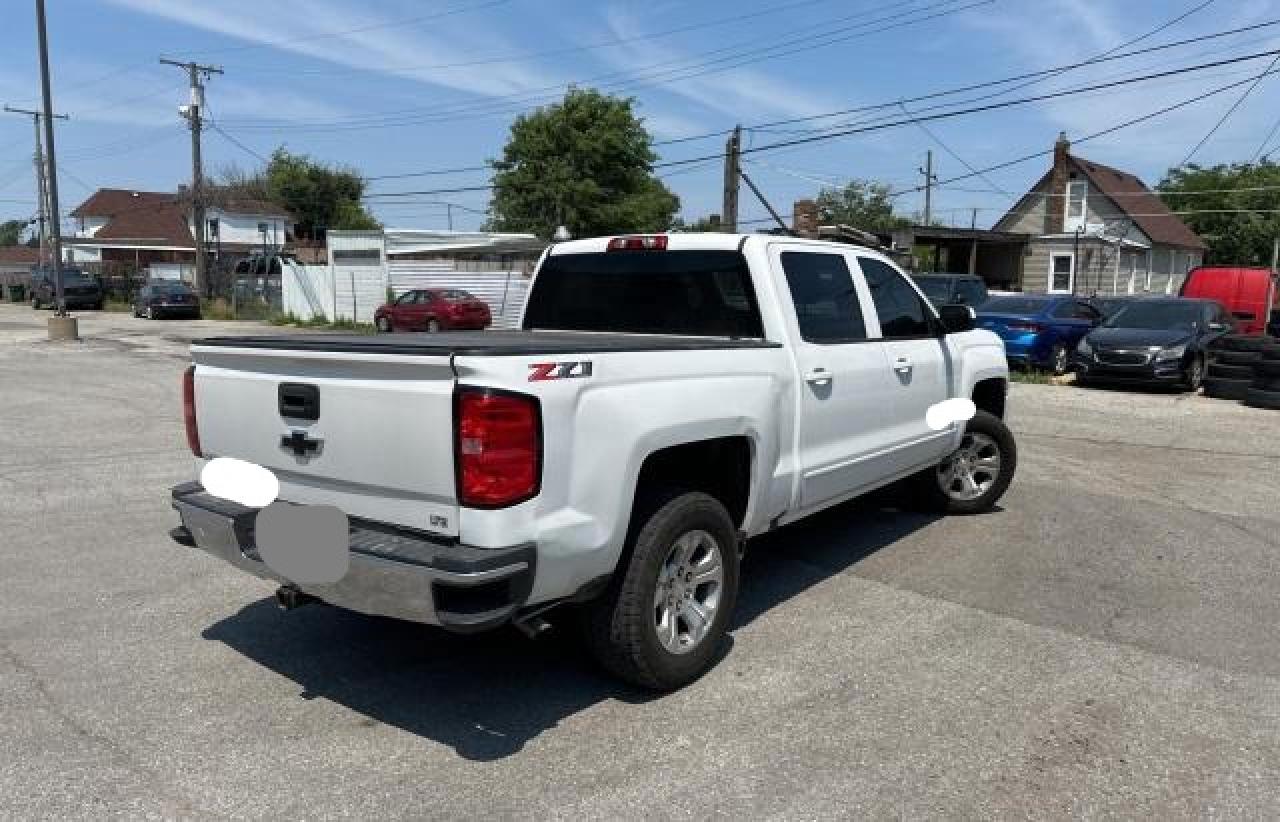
[254,502,350,585]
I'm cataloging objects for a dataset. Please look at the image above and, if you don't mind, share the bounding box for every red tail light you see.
[1007,322,1043,333]
[607,235,668,251]
[455,388,541,508]
[182,365,202,457]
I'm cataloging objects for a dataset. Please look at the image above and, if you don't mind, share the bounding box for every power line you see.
[208,122,267,163]
[226,0,834,76]
[889,65,1280,198]
[1252,115,1280,162]
[733,16,1280,138]
[217,0,984,132]
[1181,51,1280,164]
[355,18,1280,185]
[652,50,1280,170]
[359,55,1280,201]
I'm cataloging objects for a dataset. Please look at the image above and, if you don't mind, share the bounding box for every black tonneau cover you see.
[193,330,781,356]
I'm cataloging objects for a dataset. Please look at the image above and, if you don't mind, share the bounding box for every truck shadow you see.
[201,494,942,762]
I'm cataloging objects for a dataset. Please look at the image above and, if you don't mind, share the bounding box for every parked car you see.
[1072,297,1234,390]
[374,288,492,333]
[30,267,103,310]
[133,281,201,319]
[976,294,1102,375]
[170,233,1016,690]
[1087,294,1147,320]
[1179,266,1276,335]
[912,272,989,308]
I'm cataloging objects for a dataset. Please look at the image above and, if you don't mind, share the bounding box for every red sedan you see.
[374,288,492,333]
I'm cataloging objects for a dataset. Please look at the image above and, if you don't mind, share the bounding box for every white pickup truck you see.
[171,233,1014,689]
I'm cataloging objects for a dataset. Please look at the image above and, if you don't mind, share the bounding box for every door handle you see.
[804,367,832,385]
[893,357,913,373]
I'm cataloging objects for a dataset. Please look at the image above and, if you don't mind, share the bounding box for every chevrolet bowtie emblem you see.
[280,430,321,457]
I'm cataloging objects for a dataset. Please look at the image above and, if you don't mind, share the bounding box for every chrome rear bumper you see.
[170,482,535,632]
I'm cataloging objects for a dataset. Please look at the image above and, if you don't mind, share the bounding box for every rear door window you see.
[779,251,867,343]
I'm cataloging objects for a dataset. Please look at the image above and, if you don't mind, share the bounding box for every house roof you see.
[0,245,41,264]
[90,197,195,248]
[69,189,175,218]
[1069,155,1206,251]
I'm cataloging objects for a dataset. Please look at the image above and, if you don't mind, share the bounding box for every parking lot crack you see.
[0,638,214,819]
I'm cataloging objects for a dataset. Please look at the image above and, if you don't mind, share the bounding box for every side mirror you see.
[938,303,976,334]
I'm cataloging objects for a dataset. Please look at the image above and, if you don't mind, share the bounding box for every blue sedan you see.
[976,295,1103,374]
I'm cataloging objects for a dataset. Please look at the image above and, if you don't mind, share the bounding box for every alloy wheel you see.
[653,529,724,655]
[936,432,1002,502]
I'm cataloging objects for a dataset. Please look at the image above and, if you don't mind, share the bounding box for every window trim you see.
[1048,252,1075,294]
[1064,180,1087,232]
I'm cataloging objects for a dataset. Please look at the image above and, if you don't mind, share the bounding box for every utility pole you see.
[970,207,978,230]
[1271,235,1278,278]
[161,57,222,296]
[446,202,454,232]
[721,125,741,233]
[33,0,73,335]
[3,105,66,270]
[919,150,937,226]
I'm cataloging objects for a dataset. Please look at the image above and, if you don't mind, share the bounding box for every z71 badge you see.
[528,361,594,381]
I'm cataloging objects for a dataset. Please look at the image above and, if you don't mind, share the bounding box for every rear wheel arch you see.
[629,436,754,532]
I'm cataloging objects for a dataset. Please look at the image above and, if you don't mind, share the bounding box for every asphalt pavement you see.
[3,303,1280,819]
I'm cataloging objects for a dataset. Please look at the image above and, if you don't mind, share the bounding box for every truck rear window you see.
[524,250,762,338]
[523,250,764,338]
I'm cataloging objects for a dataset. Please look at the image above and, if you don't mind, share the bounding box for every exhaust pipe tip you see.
[514,615,552,640]
[275,585,318,611]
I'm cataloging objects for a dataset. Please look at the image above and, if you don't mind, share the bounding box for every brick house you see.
[63,188,293,281]
[994,133,1206,295]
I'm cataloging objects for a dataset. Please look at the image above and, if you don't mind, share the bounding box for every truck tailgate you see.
[190,344,459,537]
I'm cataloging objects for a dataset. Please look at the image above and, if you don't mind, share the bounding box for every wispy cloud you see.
[595,6,842,122]
[102,0,563,101]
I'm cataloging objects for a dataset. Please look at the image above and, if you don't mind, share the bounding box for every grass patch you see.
[267,311,376,334]
[102,298,133,313]
[1009,368,1057,384]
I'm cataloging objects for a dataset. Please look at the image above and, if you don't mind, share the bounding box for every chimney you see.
[1045,131,1070,234]
[793,198,819,236]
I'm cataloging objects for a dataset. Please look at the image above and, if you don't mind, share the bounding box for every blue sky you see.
[1,0,1279,233]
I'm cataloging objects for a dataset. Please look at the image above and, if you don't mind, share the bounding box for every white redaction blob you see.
[925,397,977,431]
[200,457,280,508]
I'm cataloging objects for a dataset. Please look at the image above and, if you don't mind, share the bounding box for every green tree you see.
[669,214,721,232]
[218,148,379,241]
[0,218,27,246]
[813,180,911,233]
[485,88,679,239]
[1158,161,1280,264]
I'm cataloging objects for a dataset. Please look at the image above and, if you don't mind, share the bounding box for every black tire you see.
[1252,376,1280,392]
[427,319,441,333]
[1050,343,1069,376]
[1218,335,1266,352]
[1243,387,1280,410]
[1202,376,1252,400]
[583,491,740,691]
[31,296,40,310]
[376,316,392,333]
[1182,354,1205,392]
[1215,349,1263,366]
[914,410,1017,515]
[1207,363,1256,380]
[1257,360,1280,378]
